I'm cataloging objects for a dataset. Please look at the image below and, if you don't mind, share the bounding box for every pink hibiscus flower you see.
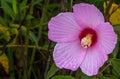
[48,3,117,76]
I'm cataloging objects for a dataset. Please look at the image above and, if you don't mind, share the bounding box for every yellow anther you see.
[81,35,92,48]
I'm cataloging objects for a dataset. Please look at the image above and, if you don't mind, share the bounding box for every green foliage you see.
[111,59,120,77]
[113,24,120,41]
[12,0,17,14]
[81,75,94,79]
[85,0,104,11]
[0,17,7,26]
[112,41,119,58]
[29,31,38,46]
[51,75,75,79]
[45,63,59,79]
[1,0,15,18]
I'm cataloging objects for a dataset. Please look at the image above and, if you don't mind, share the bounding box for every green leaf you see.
[1,0,14,18]
[20,0,27,11]
[0,51,9,73]
[34,0,42,5]
[103,75,118,79]
[51,75,75,79]
[97,76,106,79]
[29,31,38,46]
[112,42,119,58]
[109,76,118,79]
[113,24,120,41]
[47,3,59,10]
[96,74,109,79]
[0,17,7,26]
[75,69,82,79]
[86,0,104,12]
[81,75,94,79]
[45,63,59,79]
[26,15,34,20]
[12,0,17,14]
[111,59,120,76]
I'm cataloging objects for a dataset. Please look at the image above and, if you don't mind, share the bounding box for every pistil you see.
[81,35,92,48]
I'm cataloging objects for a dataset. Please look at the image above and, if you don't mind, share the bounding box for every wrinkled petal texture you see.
[95,22,117,54]
[80,43,107,76]
[73,3,104,28]
[48,12,81,43]
[53,41,86,71]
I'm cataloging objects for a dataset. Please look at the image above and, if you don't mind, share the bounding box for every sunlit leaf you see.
[12,0,17,14]
[9,23,27,31]
[9,28,19,35]
[109,3,120,24]
[0,51,9,73]
[0,24,10,41]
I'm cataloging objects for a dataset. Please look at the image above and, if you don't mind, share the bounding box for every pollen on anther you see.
[81,35,92,48]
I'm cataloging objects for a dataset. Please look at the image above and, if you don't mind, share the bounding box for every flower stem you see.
[28,48,36,78]
[24,0,35,77]
[38,0,49,41]
[44,41,52,78]
[108,4,120,20]
[8,48,15,79]
[0,45,47,50]
[17,0,27,78]
[104,0,113,21]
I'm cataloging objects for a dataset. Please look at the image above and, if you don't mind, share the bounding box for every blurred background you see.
[0,0,120,79]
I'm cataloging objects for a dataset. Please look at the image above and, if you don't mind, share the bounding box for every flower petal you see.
[53,41,86,71]
[80,43,107,76]
[73,3,104,28]
[95,22,117,54]
[48,12,81,43]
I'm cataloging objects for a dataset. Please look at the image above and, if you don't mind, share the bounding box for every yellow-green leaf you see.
[0,51,9,73]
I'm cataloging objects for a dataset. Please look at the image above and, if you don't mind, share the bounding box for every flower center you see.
[79,28,97,48]
[81,35,92,48]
